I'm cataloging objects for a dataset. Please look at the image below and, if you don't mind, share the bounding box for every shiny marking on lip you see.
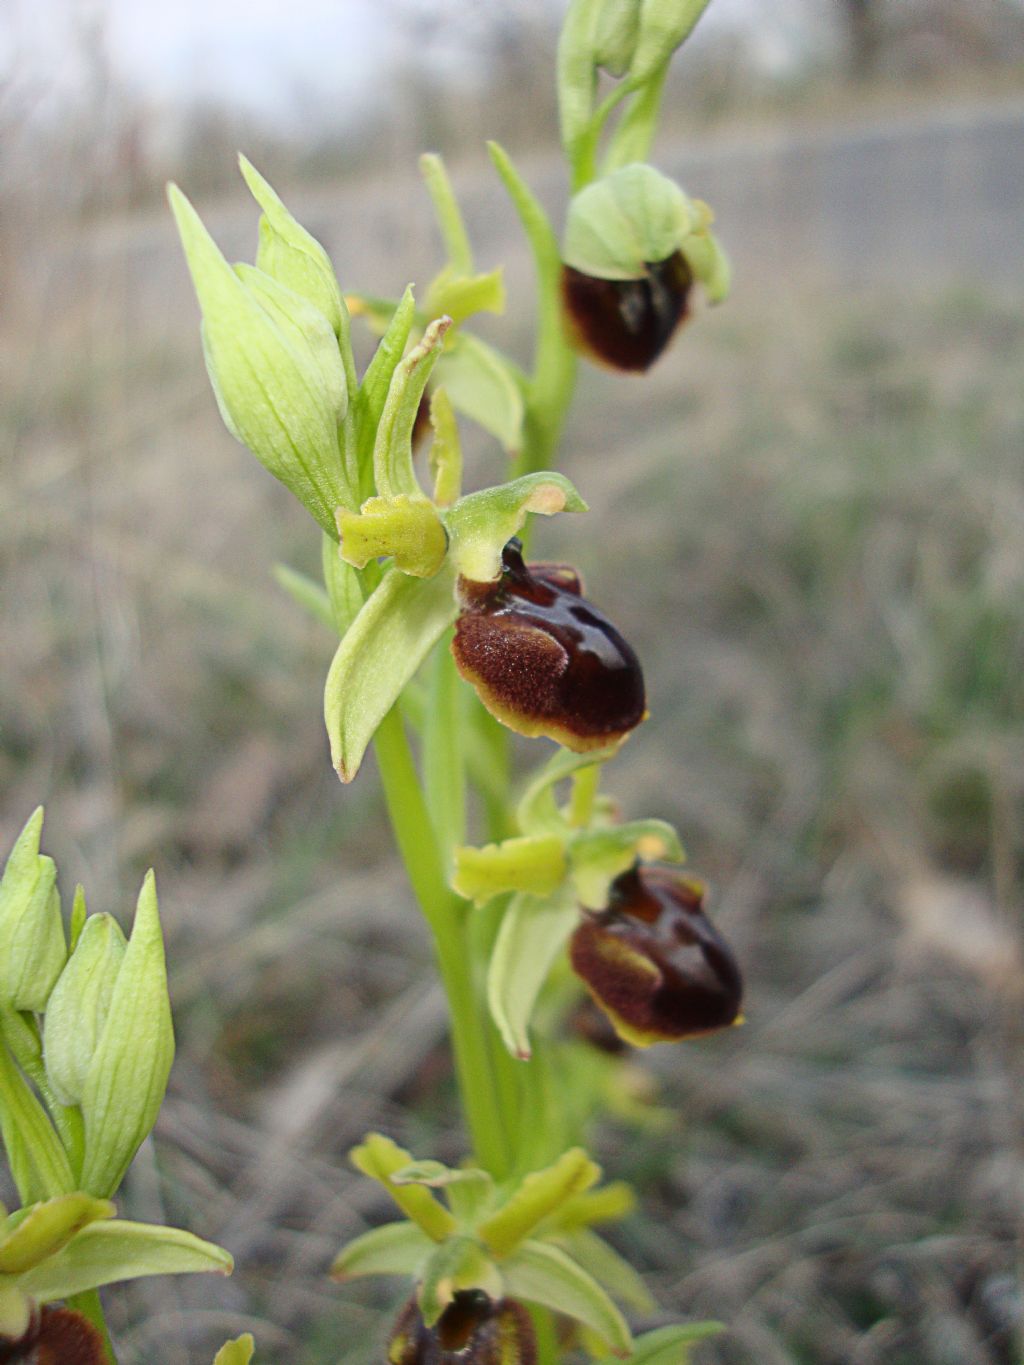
[561,251,693,372]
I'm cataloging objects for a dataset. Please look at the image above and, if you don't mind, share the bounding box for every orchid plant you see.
[1,2,743,1361]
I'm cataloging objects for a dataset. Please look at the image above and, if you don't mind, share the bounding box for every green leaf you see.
[273,562,335,630]
[329,1220,434,1281]
[434,331,525,455]
[324,563,458,783]
[0,1195,114,1274]
[349,1134,457,1243]
[79,872,174,1198]
[560,1227,655,1314]
[501,1238,632,1356]
[446,472,587,583]
[213,1334,256,1365]
[0,1040,75,1204]
[168,183,352,534]
[479,1149,600,1256]
[12,1219,232,1302]
[569,819,683,910]
[453,836,567,908]
[373,316,451,501]
[486,890,579,1060]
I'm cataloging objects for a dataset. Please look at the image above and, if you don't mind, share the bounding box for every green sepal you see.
[452,836,567,908]
[43,912,127,1108]
[564,164,692,281]
[168,183,351,533]
[0,1194,115,1274]
[418,1235,497,1329]
[273,562,335,630]
[680,218,731,304]
[329,1220,434,1281]
[11,1219,232,1302]
[568,819,683,909]
[428,388,462,506]
[425,265,506,328]
[321,531,365,636]
[349,1134,457,1243]
[479,1148,600,1257]
[559,1227,655,1314]
[501,1238,632,1357]
[487,889,579,1060]
[79,872,174,1198]
[213,1335,256,1365]
[239,154,346,339]
[337,495,448,579]
[234,264,347,424]
[597,1323,725,1365]
[324,563,458,783]
[419,152,474,276]
[373,315,451,500]
[516,747,619,836]
[0,808,66,1012]
[547,1182,636,1232]
[434,331,526,455]
[628,0,713,85]
[0,1039,75,1204]
[68,885,87,953]
[446,473,587,583]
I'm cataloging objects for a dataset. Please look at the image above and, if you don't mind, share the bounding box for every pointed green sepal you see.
[239,154,346,338]
[434,332,525,456]
[0,808,66,1012]
[373,316,451,501]
[453,836,567,908]
[168,183,351,534]
[330,1220,434,1281]
[428,388,462,507]
[501,1238,632,1356]
[487,890,579,1060]
[12,1219,232,1303]
[213,1335,256,1365]
[337,495,448,578]
[0,1195,115,1275]
[569,819,683,909]
[324,563,458,782]
[479,1149,600,1256]
[680,211,731,304]
[79,872,174,1198]
[549,1182,637,1232]
[43,912,127,1107]
[349,1135,457,1243]
[446,473,587,583]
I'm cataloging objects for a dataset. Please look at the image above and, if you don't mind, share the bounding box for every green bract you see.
[0,809,66,1012]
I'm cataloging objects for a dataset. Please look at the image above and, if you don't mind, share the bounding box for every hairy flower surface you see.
[388,1291,536,1365]
[452,539,646,752]
[570,865,743,1046]
[561,252,692,372]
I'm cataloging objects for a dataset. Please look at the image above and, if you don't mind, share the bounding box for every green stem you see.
[373,707,512,1178]
[66,1289,116,1363]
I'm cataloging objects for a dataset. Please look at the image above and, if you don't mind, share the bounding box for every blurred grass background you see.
[2,2,1024,1361]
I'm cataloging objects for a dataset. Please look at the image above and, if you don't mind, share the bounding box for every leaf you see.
[501,1239,632,1357]
[486,890,579,1060]
[479,1148,600,1256]
[434,331,525,454]
[329,1221,434,1281]
[13,1220,232,1302]
[324,563,458,783]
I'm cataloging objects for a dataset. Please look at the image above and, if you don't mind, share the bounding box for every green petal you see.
[453,836,567,908]
[349,1134,457,1243]
[13,1220,232,1302]
[501,1238,632,1356]
[324,564,458,783]
[330,1221,434,1281]
[373,316,450,501]
[479,1148,600,1257]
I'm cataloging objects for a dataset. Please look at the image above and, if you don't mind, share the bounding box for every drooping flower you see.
[387,1291,537,1365]
[570,865,743,1047]
[452,539,646,752]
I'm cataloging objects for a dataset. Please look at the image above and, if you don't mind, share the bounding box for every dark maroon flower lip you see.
[561,251,693,373]
[452,539,647,753]
[387,1291,537,1365]
[0,1306,107,1365]
[570,864,744,1047]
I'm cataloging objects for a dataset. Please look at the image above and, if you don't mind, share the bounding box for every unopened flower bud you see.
[43,913,127,1108]
[570,865,743,1046]
[0,810,66,1012]
[452,539,646,752]
[388,1292,536,1365]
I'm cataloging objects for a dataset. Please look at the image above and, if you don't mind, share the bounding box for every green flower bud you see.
[0,810,66,1012]
[168,184,353,535]
[42,914,127,1108]
[78,873,174,1198]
